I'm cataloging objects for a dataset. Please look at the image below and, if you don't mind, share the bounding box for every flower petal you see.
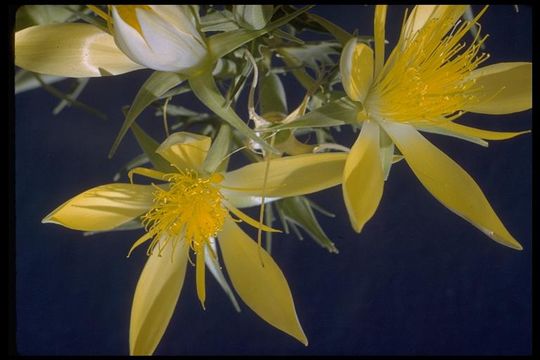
[136,7,207,72]
[402,5,466,44]
[380,121,522,250]
[130,239,190,355]
[340,39,373,102]
[15,24,143,77]
[155,132,211,172]
[373,5,387,76]
[343,120,384,233]
[219,218,308,345]
[42,184,154,231]
[221,152,348,198]
[432,121,530,141]
[466,62,532,115]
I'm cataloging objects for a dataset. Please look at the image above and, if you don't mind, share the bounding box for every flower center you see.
[114,5,152,35]
[142,170,227,256]
[366,8,490,125]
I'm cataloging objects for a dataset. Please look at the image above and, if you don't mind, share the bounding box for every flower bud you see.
[112,5,208,73]
[233,5,273,30]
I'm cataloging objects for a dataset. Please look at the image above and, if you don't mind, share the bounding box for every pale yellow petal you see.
[225,202,281,232]
[155,132,212,172]
[221,152,348,198]
[380,121,522,250]
[15,24,144,77]
[219,218,308,345]
[402,5,466,44]
[373,5,387,76]
[340,39,373,102]
[466,62,532,115]
[130,239,190,355]
[42,184,154,231]
[434,122,530,141]
[342,120,384,233]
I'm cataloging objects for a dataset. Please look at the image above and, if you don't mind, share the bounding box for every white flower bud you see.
[112,5,208,73]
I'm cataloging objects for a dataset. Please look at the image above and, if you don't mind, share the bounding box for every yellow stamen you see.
[366,6,490,125]
[141,170,227,258]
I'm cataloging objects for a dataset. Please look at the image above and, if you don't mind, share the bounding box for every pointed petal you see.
[219,218,308,345]
[225,202,281,232]
[42,184,154,231]
[15,24,144,77]
[466,62,532,115]
[373,5,387,76]
[340,39,373,102]
[219,191,279,209]
[155,132,211,172]
[130,239,190,355]
[380,121,522,250]
[221,152,348,198]
[342,120,384,233]
[433,121,530,141]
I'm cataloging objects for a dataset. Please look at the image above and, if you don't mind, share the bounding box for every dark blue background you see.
[15,5,532,355]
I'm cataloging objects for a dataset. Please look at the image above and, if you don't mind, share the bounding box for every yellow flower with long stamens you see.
[339,5,531,248]
[42,131,348,355]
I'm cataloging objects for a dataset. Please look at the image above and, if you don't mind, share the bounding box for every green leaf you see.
[261,97,357,132]
[276,196,338,253]
[278,43,340,72]
[203,124,232,173]
[200,9,240,32]
[188,71,279,155]
[260,72,288,116]
[15,69,65,94]
[109,71,186,158]
[130,123,176,173]
[31,73,107,120]
[305,13,352,46]
[207,5,313,61]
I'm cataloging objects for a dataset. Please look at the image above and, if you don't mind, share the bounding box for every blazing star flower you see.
[339,5,531,249]
[42,131,348,355]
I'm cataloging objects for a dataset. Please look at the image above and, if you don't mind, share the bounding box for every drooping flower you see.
[339,5,531,249]
[42,131,348,355]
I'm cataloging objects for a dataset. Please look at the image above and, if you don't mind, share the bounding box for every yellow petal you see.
[340,38,373,102]
[402,5,466,44]
[380,121,522,250]
[42,184,154,231]
[219,218,308,345]
[15,24,144,77]
[130,239,190,355]
[155,132,211,172]
[342,120,384,233]
[434,122,530,141]
[466,62,532,115]
[225,202,281,232]
[373,5,387,76]
[221,152,348,198]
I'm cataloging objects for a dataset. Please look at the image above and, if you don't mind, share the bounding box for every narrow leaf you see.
[109,71,186,158]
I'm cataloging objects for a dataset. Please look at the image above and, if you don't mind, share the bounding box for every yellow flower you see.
[42,131,348,355]
[339,5,531,249]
